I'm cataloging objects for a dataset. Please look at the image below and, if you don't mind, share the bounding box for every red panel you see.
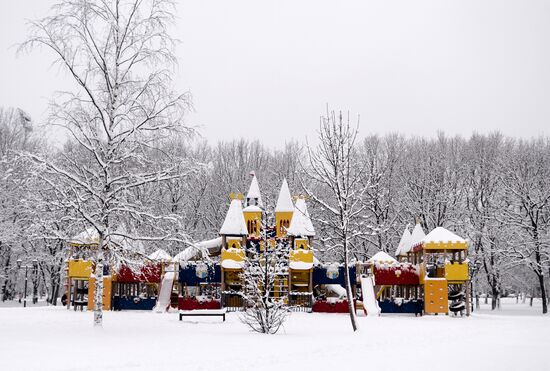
[412,243,423,253]
[373,264,419,285]
[178,297,222,310]
[117,264,162,283]
[312,300,356,313]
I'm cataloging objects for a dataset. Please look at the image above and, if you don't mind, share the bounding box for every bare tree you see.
[21,0,194,326]
[301,108,367,332]
[401,134,467,231]
[0,107,39,301]
[464,133,509,310]
[500,138,550,314]
[358,134,404,256]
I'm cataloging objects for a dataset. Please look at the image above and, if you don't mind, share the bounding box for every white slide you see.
[360,274,381,316]
[154,270,176,313]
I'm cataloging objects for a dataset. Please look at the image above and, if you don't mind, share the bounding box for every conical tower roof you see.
[275,179,294,212]
[405,222,426,253]
[395,225,411,257]
[287,198,315,237]
[245,173,263,208]
[219,198,248,236]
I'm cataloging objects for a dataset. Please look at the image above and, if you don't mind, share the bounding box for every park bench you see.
[179,308,227,322]
[72,300,87,311]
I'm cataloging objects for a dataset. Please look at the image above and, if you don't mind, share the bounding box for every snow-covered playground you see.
[1,1,549,371]
[0,298,547,371]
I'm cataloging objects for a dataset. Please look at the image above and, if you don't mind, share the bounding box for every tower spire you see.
[245,172,263,208]
[275,178,294,212]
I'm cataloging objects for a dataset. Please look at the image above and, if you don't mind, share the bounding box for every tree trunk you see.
[343,244,358,332]
[51,283,59,306]
[2,255,11,301]
[49,269,60,306]
[536,273,548,314]
[93,240,105,327]
[491,285,499,311]
[32,268,39,304]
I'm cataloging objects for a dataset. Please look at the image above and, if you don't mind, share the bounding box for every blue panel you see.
[312,266,356,286]
[378,299,423,314]
[178,263,221,285]
[112,296,157,311]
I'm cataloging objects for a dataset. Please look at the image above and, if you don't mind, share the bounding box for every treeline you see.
[1,106,549,312]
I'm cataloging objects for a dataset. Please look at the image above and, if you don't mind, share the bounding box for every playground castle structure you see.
[65,175,471,316]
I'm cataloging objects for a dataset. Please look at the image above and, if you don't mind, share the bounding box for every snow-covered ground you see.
[0,299,547,371]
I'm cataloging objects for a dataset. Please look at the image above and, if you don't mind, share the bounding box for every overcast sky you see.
[1,0,549,146]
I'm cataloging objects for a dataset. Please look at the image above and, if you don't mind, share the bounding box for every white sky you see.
[1,0,549,146]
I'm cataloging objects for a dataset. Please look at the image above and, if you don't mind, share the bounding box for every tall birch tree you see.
[22,0,193,326]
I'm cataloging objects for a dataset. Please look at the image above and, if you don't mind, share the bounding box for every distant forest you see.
[1,106,549,310]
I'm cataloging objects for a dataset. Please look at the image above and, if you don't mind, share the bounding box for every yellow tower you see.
[286,197,315,300]
[220,193,248,254]
[66,228,112,311]
[275,179,294,238]
[243,173,263,238]
[419,227,470,315]
[219,194,248,309]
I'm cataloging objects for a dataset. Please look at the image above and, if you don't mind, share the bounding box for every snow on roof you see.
[69,227,99,245]
[395,226,411,256]
[147,249,172,262]
[246,174,263,208]
[174,237,223,263]
[405,223,426,253]
[289,261,314,270]
[422,227,466,244]
[196,237,223,252]
[275,178,294,212]
[287,198,315,237]
[243,205,262,213]
[173,247,197,262]
[367,251,398,264]
[174,246,203,262]
[219,199,248,236]
[69,228,144,252]
[221,259,244,269]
